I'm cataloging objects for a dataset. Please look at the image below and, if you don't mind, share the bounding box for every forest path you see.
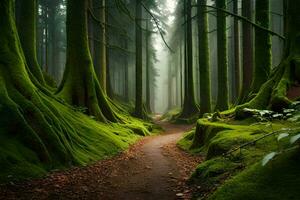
[0,118,202,200]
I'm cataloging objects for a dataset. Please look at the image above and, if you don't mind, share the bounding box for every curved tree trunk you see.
[198,0,212,116]
[215,0,229,111]
[17,0,46,85]
[0,0,89,166]
[251,0,272,93]
[57,0,118,123]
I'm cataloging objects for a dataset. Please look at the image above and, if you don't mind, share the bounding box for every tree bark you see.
[178,0,199,120]
[198,0,212,116]
[239,0,253,103]
[233,0,241,100]
[57,0,117,122]
[93,0,107,92]
[17,0,46,85]
[251,0,272,93]
[145,19,152,113]
[134,0,146,118]
[236,0,300,114]
[215,0,229,111]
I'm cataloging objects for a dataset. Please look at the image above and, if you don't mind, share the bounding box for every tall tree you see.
[178,0,199,119]
[124,39,129,102]
[57,0,118,122]
[236,0,300,113]
[251,0,271,93]
[17,0,46,85]
[48,0,60,81]
[215,0,229,111]
[93,0,107,92]
[233,0,240,100]
[145,18,152,113]
[134,0,146,118]
[198,0,212,116]
[239,0,253,103]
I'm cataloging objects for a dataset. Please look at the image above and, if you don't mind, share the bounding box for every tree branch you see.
[141,2,174,53]
[191,4,285,40]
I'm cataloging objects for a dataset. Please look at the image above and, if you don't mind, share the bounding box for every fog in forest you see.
[2,0,300,199]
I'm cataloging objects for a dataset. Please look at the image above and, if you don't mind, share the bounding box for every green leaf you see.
[283,109,295,114]
[277,133,289,141]
[262,152,277,166]
[290,134,300,144]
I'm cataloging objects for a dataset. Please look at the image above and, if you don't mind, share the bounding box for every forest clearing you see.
[1,0,300,199]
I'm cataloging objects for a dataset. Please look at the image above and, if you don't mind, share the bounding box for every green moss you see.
[0,1,148,183]
[161,107,181,122]
[177,128,198,152]
[190,157,242,186]
[209,151,300,200]
[180,117,297,199]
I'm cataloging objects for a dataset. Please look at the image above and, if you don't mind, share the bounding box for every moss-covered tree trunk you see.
[178,0,199,120]
[215,0,229,111]
[239,0,253,103]
[251,0,272,93]
[17,0,46,85]
[236,0,300,113]
[198,0,212,116]
[57,0,117,122]
[0,0,77,165]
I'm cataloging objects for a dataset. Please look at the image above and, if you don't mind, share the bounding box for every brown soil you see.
[0,120,203,200]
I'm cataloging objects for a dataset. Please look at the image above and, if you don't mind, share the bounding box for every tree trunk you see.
[239,0,253,103]
[198,0,212,116]
[17,0,46,85]
[145,19,151,113]
[215,0,229,111]
[251,0,272,93]
[134,0,146,119]
[0,0,77,166]
[236,0,300,114]
[57,0,117,122]
[233,0,241,100]
[124,39,129,102]
[93,0,107,92]
[48,2,59,81]
[178,0,199,120]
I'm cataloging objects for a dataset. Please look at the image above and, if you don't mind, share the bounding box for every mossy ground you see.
[178,118,300,199]
[209,150,300,200]
[0,98,149,183]
[161,107,199,124]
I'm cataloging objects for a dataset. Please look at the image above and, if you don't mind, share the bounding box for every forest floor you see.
[0,117,203,200]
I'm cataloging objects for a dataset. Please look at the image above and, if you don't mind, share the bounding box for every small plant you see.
[262,132,300,166]
[242,108,296,122]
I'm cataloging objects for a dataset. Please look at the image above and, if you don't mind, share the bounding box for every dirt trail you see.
[0,120,202,200]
